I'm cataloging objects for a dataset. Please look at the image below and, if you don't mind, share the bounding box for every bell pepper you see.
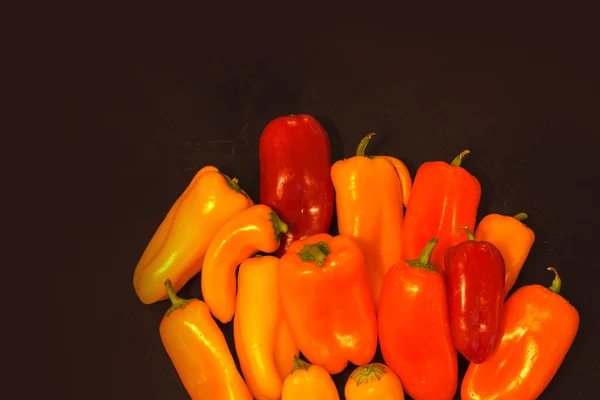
[345,363,405,400]
[201,204,288,323]
[400,150,481,272]
[462,267,580,399]
[378,238,458,400]
[159,280,253,400]
[233,255,299,400]
[279,233,378,374]
[259,114,335,257]
[474,212,535,296]
[133,166,253,304]
[331,133,413,307]
[281,356,340,400]
[444,226,506,364]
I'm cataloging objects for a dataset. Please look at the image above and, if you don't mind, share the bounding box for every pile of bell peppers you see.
[133,114,579,400]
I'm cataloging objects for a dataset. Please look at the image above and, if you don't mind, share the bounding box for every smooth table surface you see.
[55,15,599,400]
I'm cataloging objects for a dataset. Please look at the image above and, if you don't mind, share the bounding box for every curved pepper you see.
[474,212,535,296]
[133,166,253,304]
[400,150,481,272]
[281,356,340,400]
[233,256,299,400]
[259,114,335,256]
[345,363,405,400]
[378,238,458,400]
[331,133,412,307]
[201,204,288,323]
[279,233,378,374]
[445,226,506,364]
[159,280,253,400]
[462,267,579,399]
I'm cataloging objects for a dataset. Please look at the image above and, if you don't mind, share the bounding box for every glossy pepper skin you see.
[233,256,299,400]
[475,212,535,296]
[445,226,506,364]
[378,238,458,400]
[201,204,288,323]
[331,133,413,307]
[259,114,335,257]
[462,268,579,400]
[400,150,481,272]
[281,356,340,400]
[159,280,253,400]
[133,166,253,304]
[345,363,405,400]
[279,233,378,374]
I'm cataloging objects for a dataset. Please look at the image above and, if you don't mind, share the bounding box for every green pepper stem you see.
[296,241,331,267]
[292,355,311,372]
[547,267,562,294]
[450,149,471,166]
[350,363,387,386]
[356,133,376,156]
[457,226,475,241]
[269,211,289,241]
[405,237,439,272]
[164,279,193,316]
[513,212,528,222]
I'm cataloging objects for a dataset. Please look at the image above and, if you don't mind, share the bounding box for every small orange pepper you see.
[233,256,299,400]
[201,204,288,323]
[159,280,253,400]
[331,133,413,307]
[281,356,340,400]
[462,267,579,399]
[133,166,253,304]
[345,363,405,400]
[474,212,535,296]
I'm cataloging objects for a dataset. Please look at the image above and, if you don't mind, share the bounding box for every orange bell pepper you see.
[281,356,340,400]
[201,204,288,323]
[133,166,253,304]
[279,233,378,374]
[400,150,481,272]
[474,212,535,296]
[462,267,579,399]
[345,363,405,400]
[331,133,412,307]
[159,279,253,400]
[233,255,299,400]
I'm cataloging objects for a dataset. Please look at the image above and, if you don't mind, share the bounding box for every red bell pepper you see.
[444,227,506,364]
[259,114,335,257]
[400,150,481,272]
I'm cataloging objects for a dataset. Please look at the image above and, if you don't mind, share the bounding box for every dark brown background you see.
[41,5,599,400]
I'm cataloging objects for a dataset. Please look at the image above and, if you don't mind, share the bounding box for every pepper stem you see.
[450,149,471,166]
[220,173,249,197]
[292,355,311,372]
[547,267,562,294]
[269,211,289,241]
[296,241,331,267]
[457,226,475,241]
[350,363,387,386]
[406,237,439,272]
[513,212,528,222]
[356,133,376,156]
[164,279,193,316]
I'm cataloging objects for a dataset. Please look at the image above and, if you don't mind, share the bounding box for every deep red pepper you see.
[444,226,506,364]
[259,114,335,256]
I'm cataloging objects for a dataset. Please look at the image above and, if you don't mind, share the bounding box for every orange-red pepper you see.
[331,133,412,307]
[462,267,579,399]
[233,256,298,400]
[281,356,340,400]
[474,212,535,296]
[345,363,405,400]
[201,204,288,323]
[159,280,253,400]
[279,233,378,374]
[378,238,458,400]
[400,150,481,272]
[133,166,252,304]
